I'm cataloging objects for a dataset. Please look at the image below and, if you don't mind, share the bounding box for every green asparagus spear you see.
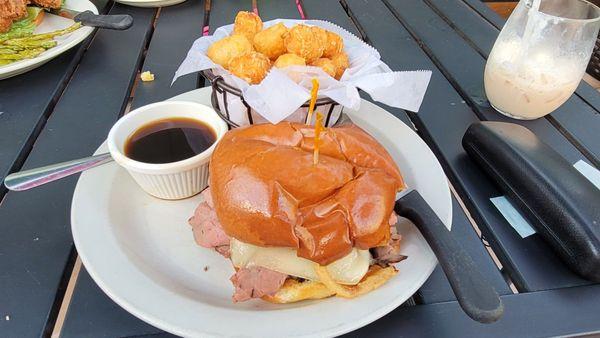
[0,48,45,61]
[0,22,82,67]
[4,22,82,44]
[3,39,57,49]
[0,30,33,44]
[0,46,26,54]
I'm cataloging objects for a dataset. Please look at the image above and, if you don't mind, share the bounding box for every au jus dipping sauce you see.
[125,117,216,164]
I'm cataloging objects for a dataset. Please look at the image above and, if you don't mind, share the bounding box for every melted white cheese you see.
[230,238,371,285]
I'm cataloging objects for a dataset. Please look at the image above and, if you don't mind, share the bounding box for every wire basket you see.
[202,69,343,128]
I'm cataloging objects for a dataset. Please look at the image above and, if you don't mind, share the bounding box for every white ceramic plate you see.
[114,0,186,8]
[71,87,452,338]
[0,0,97,80]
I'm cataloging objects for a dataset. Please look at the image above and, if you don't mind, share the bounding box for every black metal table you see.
[1,0,599,337]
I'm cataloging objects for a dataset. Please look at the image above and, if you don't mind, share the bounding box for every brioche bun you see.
[209,122,404,265]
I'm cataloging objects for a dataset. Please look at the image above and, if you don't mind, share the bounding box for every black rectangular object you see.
[463,121,600,281]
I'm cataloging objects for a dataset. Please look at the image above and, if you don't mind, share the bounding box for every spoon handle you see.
[4,153,113,191]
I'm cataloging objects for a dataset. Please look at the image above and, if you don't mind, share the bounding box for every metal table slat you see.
[343,283,600,338]
[303,0,509,304]
[61,270,167,338]
[424,0,600,168]
[131,0,207,109]
[0,0,111,198]
[379,0,593,292]
[0,5,156,337]
[61,2,208,337]
[300,0,362,38]
[256,0,301,20]
[207,0,252,33]
[417,198,511,303]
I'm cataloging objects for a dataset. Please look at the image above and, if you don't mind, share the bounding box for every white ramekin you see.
[107,101,228,200]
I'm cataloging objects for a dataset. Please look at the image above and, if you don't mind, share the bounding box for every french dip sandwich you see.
[189,122,407,303]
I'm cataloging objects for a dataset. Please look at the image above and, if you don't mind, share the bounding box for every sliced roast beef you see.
[372,215,408,266]
[189,188,230,257]
[230,266,288,302]
[388,211,398,226]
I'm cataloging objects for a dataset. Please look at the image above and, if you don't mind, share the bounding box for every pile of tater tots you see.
[207,11,350,84]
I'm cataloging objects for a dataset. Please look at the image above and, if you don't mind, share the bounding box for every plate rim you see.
[113,0,187,7]
[71,88,452,337]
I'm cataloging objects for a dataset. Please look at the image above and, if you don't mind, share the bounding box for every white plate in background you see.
[0,0,97,80]
[114,0,186,8]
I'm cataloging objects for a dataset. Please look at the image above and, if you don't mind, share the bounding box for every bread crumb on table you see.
[141,71,155,82]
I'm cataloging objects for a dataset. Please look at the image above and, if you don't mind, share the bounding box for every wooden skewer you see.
[306,78,320,124]
[313,111,324,165]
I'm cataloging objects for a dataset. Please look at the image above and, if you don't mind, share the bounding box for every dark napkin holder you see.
[462,121,600,282]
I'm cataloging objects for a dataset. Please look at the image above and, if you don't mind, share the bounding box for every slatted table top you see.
[0,0,598,337]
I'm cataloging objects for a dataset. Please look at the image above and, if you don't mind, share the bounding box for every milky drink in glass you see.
[484,0,600,119]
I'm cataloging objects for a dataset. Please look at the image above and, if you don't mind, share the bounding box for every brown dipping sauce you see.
[125,117,216,164]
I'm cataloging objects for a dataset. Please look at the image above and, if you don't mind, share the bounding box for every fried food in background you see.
[228,51,271,84]
[233,11,263,41]
[273,53,305,68]
[0,0,29,33]
[253,22,288,60]
[323,31,344,58]
[31,0,62,8]
[310,58,336,78]
[284,24,324,63]
[331,51,350,80]
[207,34,253,68]
[0,0,61,33]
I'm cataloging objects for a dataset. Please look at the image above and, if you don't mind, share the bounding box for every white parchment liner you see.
[173,19,432,124]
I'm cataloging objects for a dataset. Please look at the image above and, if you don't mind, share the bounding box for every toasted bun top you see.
[209,122,404,265]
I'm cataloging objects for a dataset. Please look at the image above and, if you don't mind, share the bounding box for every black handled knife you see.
[46,9,133,30]
[395,190,504,323]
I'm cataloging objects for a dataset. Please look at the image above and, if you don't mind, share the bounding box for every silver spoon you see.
[4,153,113,191]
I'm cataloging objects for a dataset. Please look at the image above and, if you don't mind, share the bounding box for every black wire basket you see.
[202,69,343,128]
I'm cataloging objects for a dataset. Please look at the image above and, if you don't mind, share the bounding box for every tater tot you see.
[312,26,328,46]
[273,53,306,68]
[228,51,271,84]
[330,51,350,80]
[207,34,253,68]
[284,24,324,63]
[311,58,336,78]
[323,31,344,58]
[253,23,288,60]
[233,11,263,41]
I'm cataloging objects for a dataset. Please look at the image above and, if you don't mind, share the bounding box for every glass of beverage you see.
[484,0,600,120]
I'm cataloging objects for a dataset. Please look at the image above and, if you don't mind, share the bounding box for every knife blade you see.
[45,9,133,30]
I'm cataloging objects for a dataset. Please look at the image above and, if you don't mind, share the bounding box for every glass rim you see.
[533,0,600,24]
